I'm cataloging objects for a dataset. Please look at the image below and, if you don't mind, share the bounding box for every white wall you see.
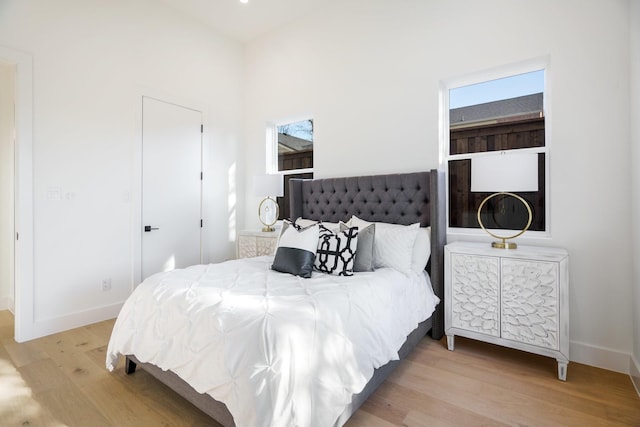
[243,0,634,373]
[630,0,640,392]
[0,61,14,311]
[0,0,243,336]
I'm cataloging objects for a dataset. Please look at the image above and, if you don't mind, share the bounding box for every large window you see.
[267,118,314,220]
[445,66,548,234]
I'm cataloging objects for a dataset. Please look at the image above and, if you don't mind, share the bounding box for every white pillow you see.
[411,226,431,273]
[348,216,419,274]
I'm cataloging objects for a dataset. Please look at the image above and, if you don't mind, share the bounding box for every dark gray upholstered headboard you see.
[289,170,445,340]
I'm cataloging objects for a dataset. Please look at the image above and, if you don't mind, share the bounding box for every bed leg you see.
[125,357,137,374]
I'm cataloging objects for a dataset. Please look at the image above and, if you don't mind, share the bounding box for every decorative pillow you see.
[349,216,419,274]
[292,217,319,228]
[293,218,340,233]
[319,221,340,233]
[271,220,319,278]
[339,221,375,272]
[314,224,358,276]
[411,226,431,273]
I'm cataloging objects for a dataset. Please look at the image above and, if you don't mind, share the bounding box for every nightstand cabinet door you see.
[255,236,278,256]
[450,253,500,337]
[501,259,559,350]
[237,235,258,259]
[236,231,278,259]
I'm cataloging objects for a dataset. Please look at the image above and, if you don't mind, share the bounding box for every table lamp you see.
[471,151,538,249]
[253,174,284,232]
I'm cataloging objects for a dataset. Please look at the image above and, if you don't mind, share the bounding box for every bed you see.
[106,169,445,427]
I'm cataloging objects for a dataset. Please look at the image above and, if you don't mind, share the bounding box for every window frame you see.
[266,117,314,176]
[440,57,551,239]
[266,116,315,220]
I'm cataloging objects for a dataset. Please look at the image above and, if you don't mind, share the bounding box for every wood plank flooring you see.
[1,310,638,426]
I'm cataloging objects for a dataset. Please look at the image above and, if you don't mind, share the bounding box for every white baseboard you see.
[631,355,640,398]
[570,340,630,374]
[0,296,12,312]
[15,302,123,342]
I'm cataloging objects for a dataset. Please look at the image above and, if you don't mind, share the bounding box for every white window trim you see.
[265,122,278,175]
[266,116,314,176]
[440,57,552,241]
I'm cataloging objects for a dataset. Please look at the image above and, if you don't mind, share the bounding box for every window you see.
[444,65,548,234]
[267,118,314,220]
[267,118,313,174]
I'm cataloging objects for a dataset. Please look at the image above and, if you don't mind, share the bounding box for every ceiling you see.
[157,0,331,43]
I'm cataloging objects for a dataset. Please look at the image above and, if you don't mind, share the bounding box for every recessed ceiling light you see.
[240,0,248,3]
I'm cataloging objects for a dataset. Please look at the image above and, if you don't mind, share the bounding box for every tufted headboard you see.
[289,170,445,339]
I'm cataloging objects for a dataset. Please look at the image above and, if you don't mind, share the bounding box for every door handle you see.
[144,225,159,232]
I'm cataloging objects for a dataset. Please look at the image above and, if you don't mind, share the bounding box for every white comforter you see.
[106,256,439,427]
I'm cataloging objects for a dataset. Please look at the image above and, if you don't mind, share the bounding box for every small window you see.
[267,118,314,219]
[275,119,313,173]
[445,67,548,234]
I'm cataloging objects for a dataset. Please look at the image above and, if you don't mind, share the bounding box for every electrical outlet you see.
[101,278,112,292]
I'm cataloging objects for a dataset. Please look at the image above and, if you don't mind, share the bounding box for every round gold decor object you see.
[258,197,279,232]
[476,192,533,249]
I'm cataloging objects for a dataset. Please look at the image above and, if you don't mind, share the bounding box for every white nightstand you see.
[236,230,279,259]
[445,241,570,380]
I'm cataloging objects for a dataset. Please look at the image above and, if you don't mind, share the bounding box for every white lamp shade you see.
[253,174,284,197]
[471,152,538,192]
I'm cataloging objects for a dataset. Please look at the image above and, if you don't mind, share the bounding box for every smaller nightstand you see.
[236,230,279,259]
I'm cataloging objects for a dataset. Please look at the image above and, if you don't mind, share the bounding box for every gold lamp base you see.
[492,240,518,249]
[478,192,532,250]
[262,226,276,232]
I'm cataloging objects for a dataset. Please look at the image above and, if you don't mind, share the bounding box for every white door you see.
[142,97,202,279]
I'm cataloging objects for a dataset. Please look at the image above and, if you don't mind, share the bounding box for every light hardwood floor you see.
[1,310,638,426]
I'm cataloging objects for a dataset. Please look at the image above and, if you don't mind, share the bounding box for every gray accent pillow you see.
[340,221,375,272]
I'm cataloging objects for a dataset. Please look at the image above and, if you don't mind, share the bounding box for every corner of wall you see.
[570,340,631,374]
[631,355,640,398]
[630,0,640,395]
[0,296,15,313]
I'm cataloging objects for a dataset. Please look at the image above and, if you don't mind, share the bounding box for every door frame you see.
[133,93,205,287]
[0,46,35,342]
